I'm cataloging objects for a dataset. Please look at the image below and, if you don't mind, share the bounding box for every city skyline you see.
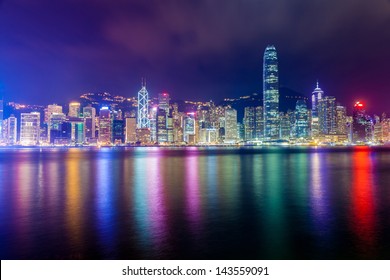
[1,0,390,114]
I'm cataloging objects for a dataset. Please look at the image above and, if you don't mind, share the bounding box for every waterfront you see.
[1,146,390,259]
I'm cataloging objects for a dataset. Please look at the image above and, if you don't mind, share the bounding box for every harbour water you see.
[1,146,390,259]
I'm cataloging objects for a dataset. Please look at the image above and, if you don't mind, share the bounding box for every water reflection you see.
[351,147,377,257]
[1,147,390,259]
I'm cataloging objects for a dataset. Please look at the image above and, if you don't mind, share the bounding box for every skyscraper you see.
[137,80,149,128]
[83,105,96,141]
[352,101,373,143]
[263,45,279,140]
[224,107,238,143]
[20,112,41,146]
[0,97,3,140]
[318,96,336,135]
[125,117,137,143]
[98,107,112,145]
[68,102,81,117]
[311,82,323,137]
[3,115,17,145]
[158,92,170,114]
[295,100,309,139]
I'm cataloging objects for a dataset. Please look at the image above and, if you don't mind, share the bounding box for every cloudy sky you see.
[1,0,390,114]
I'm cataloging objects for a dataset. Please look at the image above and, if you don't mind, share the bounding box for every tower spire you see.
[316,79,319,89]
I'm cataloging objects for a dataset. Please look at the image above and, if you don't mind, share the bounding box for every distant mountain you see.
[279,86,310,112]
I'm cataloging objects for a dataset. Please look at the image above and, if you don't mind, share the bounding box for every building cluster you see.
[0,45,389,147]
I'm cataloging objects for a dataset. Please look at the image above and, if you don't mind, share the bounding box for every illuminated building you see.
[263,45,279,140]
[224,107,238,143]
[295,100,309,139]
[49,113,66,144]
[20,112,41,145]
[68,102,81,117]
[136,128,151,144]
[44,104,63,124]
[183,112,196,143]
[125,117,137,143]
[318,96,336,135]
[244,107,255,140]
[149,106,157,142]
[311,81,323,137]
[255,106,264,139]
[98,107,112,145]
[352,101,373,143]
[156,109,168,143]
[335,105,347,135]
[137,80,149,128]
[244,106,264,141]
[0,97,3,140]
[2,115,17,145]
[83,105,96,141]
[167,114,173,143]
[279,112,292,140]
[158,92,170,114]
[112,119,124,144]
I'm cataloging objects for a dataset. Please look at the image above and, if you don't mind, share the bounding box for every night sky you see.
[1,0,390,114]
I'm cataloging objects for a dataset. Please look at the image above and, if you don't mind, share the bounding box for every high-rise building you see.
[98,107,112,145]
[3,115,17,145]
[279,112,292,140]
[20,112,40,145]
[158,92,170,114]
[125,117,137,143]
[0,97,3,140]
[244,107,255,141]
[49,113,66,144]
[263,45,279,140]
[318,96,336,135]
[156,108,168,143]
[112,119,125,144]
[149,106,158,142]
[137,80,149,128]
[224,107,238,143]
[244,106,263,141]
[83,105,96,141]
[311,82,323,137]
[352,101,373,143]
[335,105,347,135]
[44,104,63,123]
[68,102,81,117]
[295,100,309,139]
[183,112,196,143]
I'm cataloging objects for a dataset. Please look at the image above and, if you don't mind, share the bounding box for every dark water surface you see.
[1,146,390,259]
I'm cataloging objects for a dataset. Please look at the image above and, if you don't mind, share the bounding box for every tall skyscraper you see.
[263,45,279,140]
[244,107,255,141]
[183,112,196,143]
[0,97,3,140]
[68,102,81,117]
[335,105,347,135]
[3,115,17,145]
[98,107,112,145]
[156,108,168,143]
[20,112,41,145]
[318,96,336,135]
[125,117,137,143]
[311,82,323,137]
[49,113,66,144]
[137,80,149,128]
[224,107,238,143]
[112,119,125,144]
[158,92,170,114]
[44,104,63,124]
[352,101,373,143]
[83,105,96,141]
[295,100,309,139]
